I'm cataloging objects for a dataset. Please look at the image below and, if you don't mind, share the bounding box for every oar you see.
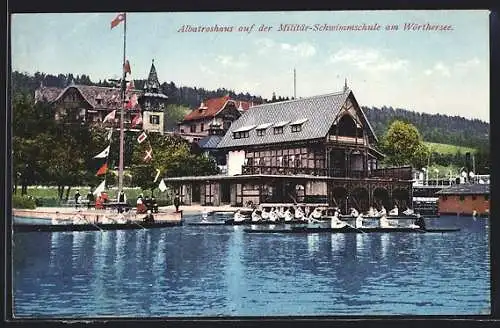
[79,214,104,232]
[344,222,366,234]
[131,220,147,230]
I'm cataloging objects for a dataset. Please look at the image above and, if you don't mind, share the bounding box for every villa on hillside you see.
[177,96,256,143]
[34,60,169,134]
[163,84,413,212]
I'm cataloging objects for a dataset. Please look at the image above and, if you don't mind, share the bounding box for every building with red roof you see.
[178,96,255,143]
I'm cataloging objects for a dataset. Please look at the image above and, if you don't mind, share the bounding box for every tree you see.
[380,120,429,168]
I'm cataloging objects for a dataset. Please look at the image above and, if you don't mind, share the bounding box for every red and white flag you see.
[93,145,110,159]
[96,163,108,176]
[123,60,131,75]
[126,94,138,109]
[103,110,116,123]
[143,148,153,162]
[137,131,147,144]
[111,13,126,29]
[132,112,143,127]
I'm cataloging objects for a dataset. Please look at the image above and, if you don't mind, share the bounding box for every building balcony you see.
[241,165,413,180]
[328,135,365,145]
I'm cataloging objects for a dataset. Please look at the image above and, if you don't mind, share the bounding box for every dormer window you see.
[198,102,208,112]
[290,118,307,133]
[232,125,255,139]
[273,127,283,134]
[256,129,265,136]
[255,123,272,137]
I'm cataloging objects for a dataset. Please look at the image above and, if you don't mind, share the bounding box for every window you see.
[472,195,477,200]
[291,124,302,132]
[442,196,448,201]
[459,195,465,201]
[150,115,160,124]
[201,123,204,131]
[256,129,266,136]
[190,125,196,133]
[273,127,283,134]
[180,129,185,133]
[233,131,249,139]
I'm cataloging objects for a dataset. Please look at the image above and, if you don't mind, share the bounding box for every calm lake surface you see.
[12,215,490,317]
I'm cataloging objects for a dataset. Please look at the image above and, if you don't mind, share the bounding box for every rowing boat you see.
[14,221,182,232]
[188,219,313,226]
[244,226,460,234]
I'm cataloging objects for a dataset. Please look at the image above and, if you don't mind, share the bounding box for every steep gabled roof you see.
[218,89,362,148]
[35,85,143,111]
[144,60,161,92]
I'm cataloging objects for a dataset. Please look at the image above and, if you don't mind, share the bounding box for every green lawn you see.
[424,142,476,155]
[17,186,173,206]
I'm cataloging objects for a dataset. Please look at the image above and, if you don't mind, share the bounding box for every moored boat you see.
[243,226,461,234]
[14,220,181,232]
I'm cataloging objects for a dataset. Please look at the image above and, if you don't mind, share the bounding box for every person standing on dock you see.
[74,190,81,209]
[86,190,94,210]
[174,193,181,212]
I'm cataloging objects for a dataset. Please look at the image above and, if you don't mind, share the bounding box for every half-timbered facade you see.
[164,86,413,213]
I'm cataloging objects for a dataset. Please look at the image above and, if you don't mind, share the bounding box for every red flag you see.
[132,112,143,127]
[123,60,131,74]
[103,110,116,123]
[143,148,153,162]
[96,163,108,176]
[126,94,138,109]
[111,13,126,29]
[137,131,147,144]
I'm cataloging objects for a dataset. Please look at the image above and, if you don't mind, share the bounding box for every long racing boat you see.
[14,220,182,232]
[244,225,460,234]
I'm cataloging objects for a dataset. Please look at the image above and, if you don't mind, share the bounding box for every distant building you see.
[436,183,489,216]
[34,59,169,135]
[164,86,413,210]
[178,96,255,143]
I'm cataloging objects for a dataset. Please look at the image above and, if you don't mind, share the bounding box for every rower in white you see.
[284,208,294,222]
[330,210,347,229]
[268,207,279,222]
[233,209,246,222]
[201,208,209,222]
[72,211,87,225]
[251,209,262,222]
[277,207,286,220]
[402,207,414,215]
[355,213,364,228]
[379,214,393,228]
[350,207,359,217]
[379,206,387,216]
[389,205,399,216]
[261,207,270,221]
[367,206,378,217]
[294,206,306,221]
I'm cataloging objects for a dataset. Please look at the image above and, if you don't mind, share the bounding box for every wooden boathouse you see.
[164,86,413,214]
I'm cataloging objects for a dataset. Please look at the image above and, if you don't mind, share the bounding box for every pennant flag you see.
[96,163,108,176]
[154,169,161,182]
[123,60,131,74]
[111,13,126,29]
[158,179,167,192]
[125,94,138,109]
[137,131,147,144]
[131,112,143,127]
[143,148,153,162]
[107,128,113,141]
[103,110,116,123]
[93,145,110,159]
[93,180,106,196]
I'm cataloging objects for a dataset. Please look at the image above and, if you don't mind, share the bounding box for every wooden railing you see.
[328,135,365,145]
[241,165,412,180]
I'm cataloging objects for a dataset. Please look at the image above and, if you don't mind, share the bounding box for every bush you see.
[13,194,37,209]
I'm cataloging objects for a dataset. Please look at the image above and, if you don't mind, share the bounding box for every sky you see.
[11,10,490,122]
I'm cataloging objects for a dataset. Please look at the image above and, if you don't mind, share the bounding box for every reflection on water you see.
[13,216,490,317]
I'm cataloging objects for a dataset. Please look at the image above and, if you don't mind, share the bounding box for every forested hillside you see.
[12,71,489,151]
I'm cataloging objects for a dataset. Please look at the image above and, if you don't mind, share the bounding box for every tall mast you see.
[118,12,127,194]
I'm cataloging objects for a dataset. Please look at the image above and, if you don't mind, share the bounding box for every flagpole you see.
[118,12,127,196]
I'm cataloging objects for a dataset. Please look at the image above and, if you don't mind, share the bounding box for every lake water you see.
[12,215,490,318]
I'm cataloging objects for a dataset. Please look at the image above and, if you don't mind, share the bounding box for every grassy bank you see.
[424,142,476,155]
[15,186,173,207]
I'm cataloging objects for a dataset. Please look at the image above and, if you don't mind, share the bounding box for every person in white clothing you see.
[261,208,270,220]
[294,207,305,221]
[201,208,209,222]
[251,209,262,222]
[379,214,392,228]
[402,207,414,216]
[379,206,387,216]
[389,205,399,216]
[277,207,286,220]
[330,210,347,229]
[350,207,359,217]
[309,207,323,220]
[233,209,246,222]
[284,208,293,221]
[355,214,364,228]
[268,208,278,222]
